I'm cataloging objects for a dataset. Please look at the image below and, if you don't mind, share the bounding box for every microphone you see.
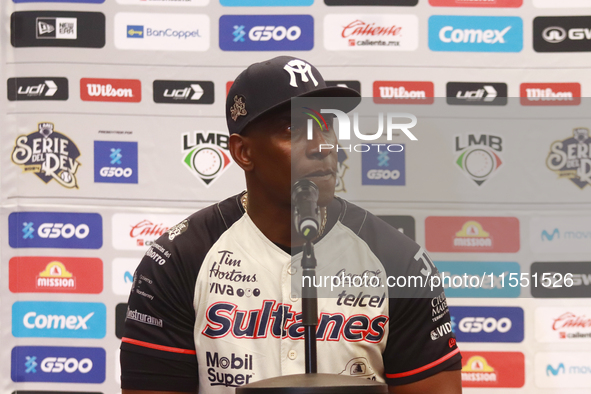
[291,179,321,241]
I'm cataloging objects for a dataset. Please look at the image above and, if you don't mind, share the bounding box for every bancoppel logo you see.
[9,256,103,294]
[454,134,503,186]
[205,351,255,388]
[520,83,581,106]
[81,78,141,103]
[361,144,405,186]
[546,128,591,189]
[94,141,138,184]
[324,14,418,51]
[117,0,208,6]
[426,216,520,253]
[531,262,591,298]
[450,306,524,342]
[535,352,591,388]
[462,351,525,387]
[535,17,591,52]
[182,131,233,187]
[534,0,591,7]
[112,213,187,250]
[11,123,80,188]
[326,80,361,94]
[8,212,103,249]
[324,0,418,5]
[377,215,416,240]
[429,16,523,52]
[115,13,210,51]
[219,15,313,51]
[536,307,591,342]
[11,11,105,48]
[11,346,105,383]
[429,0,522,7]
[153,80,214,104]
[373,81,434,104]
[7,78,68,101]
[112,258,140,295]
[222,0,311,4]
[447,82,508,106]
[530,217,591,254]
[12,302,106,338]
[434,261,521,298]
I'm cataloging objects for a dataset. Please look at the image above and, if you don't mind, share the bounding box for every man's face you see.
[244,107,338,207]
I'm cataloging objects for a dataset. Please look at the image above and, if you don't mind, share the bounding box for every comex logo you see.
[543,27,566,43]
[23,311,94,330]
[547,363,565,376]
[22,222,90,240]
[439,26,511,44]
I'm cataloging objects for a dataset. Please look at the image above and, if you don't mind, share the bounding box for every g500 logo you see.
[182,131,233,187]
[11,123,81,188]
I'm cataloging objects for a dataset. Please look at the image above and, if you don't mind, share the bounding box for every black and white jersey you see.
[120,193,461,393]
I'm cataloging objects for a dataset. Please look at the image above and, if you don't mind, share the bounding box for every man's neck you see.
[244,189,295,247]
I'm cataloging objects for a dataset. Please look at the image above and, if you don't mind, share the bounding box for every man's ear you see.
[229,134,254,172]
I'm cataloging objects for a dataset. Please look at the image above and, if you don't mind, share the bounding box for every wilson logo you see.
[80,78,141,102]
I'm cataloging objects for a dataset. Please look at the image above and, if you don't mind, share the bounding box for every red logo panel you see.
[461,351,524,388]
[226,81,233,96]
[373,81,434,104]
[425,216,520,253]
[80,78,141,102]
[9,256,103,294]
[520,83,581,106]
[429,0,522,7]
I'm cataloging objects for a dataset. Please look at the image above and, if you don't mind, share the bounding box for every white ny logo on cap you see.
[283,59,318,88]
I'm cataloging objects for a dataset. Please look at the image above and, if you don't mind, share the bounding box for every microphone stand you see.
[301,239,317,374]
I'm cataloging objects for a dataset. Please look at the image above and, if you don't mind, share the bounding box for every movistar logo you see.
[546,363,565,376]
[124,271,133,283]
[542,228,560,241]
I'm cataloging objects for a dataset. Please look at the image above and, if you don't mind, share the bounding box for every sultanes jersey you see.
[120,194,461,393]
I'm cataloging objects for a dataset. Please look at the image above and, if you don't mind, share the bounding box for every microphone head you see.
[292,179,320,240]
[291,179,319,202]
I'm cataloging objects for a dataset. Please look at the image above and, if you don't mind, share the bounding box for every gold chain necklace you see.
[241,192,328,240]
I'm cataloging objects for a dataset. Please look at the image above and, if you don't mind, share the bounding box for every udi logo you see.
[536,307,591,342]
[219,15,313,51]
[11,346,105,383]
[373,81,433,104]
[520,83,581,106]
[454,134,503,186]
[9,256,103,294]
[450,306,524,342]
[361,144,405,185]
[429,0,522,7]
[7,77,69,101]
[94,141,138,183]
[324,14,418,51]
[425,216,520,253]
[8,211,103,249]
[183,130,233,187]
[429,16,523,52]
[12,301,106,338]
[80,78,141,102]
[153,80,214,104]
[461,351,525,387]
[112,213,187,250]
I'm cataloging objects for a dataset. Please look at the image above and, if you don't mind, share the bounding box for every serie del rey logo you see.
[547,128,591,189]
[11,123,81,189]
[182,131,233,187]
[455,134,503,186]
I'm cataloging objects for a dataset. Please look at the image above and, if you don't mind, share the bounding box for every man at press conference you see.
[120,56,462,394]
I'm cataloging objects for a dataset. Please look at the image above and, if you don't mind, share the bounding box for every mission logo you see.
[454,134,503,186]
[11,123,81,189]
[546,128,591,189]
[182,131,233,187]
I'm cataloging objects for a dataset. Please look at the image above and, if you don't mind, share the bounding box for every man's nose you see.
[307,127,335,158]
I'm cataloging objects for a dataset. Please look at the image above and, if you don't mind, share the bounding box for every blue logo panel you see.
[13,302,106,338]
[362,144,405,185]
[11,346,105,383]
[449,306,524,342]
[221,0,313,5]
[13,0,104,2]
[434,261,521,298]
[219,15,314,51]
[94,141,139,184]
[8,211,103,249]
[429,16,522,53]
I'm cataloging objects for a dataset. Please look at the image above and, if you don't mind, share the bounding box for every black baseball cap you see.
[226,56,361,135]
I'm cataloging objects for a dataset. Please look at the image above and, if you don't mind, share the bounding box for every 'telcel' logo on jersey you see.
[546,128,591,189]
[454,134,503,186]
[182,131,233,187]
[11,123,81,188]
[94,141,138,183]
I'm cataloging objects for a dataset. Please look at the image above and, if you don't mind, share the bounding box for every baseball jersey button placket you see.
[288,350,297,360]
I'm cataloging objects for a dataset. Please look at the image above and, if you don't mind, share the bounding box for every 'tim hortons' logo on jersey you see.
[546,128,591,189]
[11,123,81,188]
[182,131,233,187]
